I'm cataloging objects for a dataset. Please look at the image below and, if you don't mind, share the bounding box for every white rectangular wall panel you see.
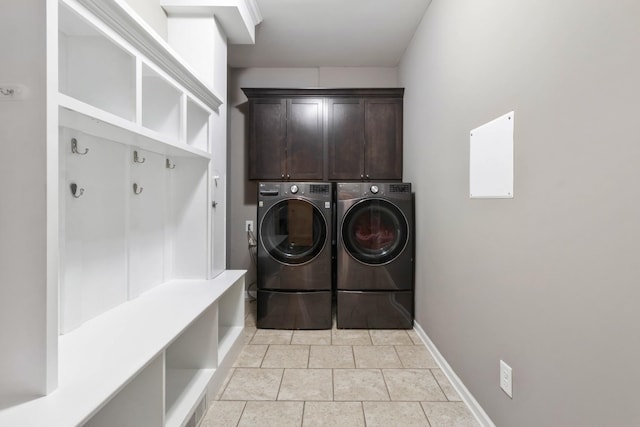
[469,111,514,198]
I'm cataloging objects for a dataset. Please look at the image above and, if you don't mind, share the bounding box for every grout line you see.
[234,401,247,427]
[427,368,449,402]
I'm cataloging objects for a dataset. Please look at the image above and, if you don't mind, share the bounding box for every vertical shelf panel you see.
[217,279,245,362]
[165,304,217,427]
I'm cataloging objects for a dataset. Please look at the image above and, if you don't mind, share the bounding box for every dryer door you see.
[260,199,327,265]
[341,199,409,265]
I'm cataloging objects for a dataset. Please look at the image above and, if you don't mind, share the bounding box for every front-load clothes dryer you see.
[336,182,414,329]
[257,182,333,329]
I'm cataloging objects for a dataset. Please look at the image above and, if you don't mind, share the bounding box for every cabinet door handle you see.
[366,174,369,179]
[281,174,285,179]
[287,174,290,179]
[360,174,364,179]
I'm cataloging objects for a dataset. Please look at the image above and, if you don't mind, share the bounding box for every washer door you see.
[260,199,327,265]
[342,199,408,265]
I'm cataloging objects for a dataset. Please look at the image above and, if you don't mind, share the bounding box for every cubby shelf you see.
[0,271,245,427]
[59,94,212,160]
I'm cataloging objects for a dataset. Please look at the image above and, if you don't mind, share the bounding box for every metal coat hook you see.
[133,183,143,195]
[70,183,85,198]
[166,158,176,169]
[71,138,89,155]
[133,150,146,163]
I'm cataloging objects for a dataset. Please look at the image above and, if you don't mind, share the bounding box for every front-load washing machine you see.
[336,182,414,328]
[257,182,333,329]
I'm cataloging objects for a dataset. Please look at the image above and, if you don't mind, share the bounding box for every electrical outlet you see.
[500,360,513,398]
[245,220,254,232]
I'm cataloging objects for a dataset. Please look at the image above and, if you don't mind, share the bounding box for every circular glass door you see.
[342,199,408,265]
[260,199,327,265]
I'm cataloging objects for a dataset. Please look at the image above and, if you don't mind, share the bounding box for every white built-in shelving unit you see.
[0,0,259,425]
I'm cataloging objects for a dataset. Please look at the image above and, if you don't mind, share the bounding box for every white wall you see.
[400,0,640,425]
[0,0,52,403]
[227,67,399,288]
[123,0,168,39]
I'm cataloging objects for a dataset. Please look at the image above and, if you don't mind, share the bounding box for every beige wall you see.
[227,67,399,289]
[399,0,640,425]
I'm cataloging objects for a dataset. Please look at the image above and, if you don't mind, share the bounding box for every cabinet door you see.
[249,98,286,180]
[327,98,365,180]
[286,98,324,180]
[364,98,403,180]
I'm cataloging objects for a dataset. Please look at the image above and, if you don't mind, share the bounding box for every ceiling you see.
[228,0,431,68]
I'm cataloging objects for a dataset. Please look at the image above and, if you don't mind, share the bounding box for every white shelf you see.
[59,94,212,160]
[165,368,214,427]
[0,271,245,427]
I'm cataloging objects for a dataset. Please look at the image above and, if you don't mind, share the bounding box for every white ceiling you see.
[228,0,431,68]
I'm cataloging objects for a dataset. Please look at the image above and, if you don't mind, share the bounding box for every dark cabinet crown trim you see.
[243,87,404,99]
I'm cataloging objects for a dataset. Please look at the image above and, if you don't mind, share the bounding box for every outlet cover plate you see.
[500,359,513,398]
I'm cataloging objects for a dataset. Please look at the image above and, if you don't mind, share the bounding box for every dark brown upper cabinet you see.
[244,88,403,181]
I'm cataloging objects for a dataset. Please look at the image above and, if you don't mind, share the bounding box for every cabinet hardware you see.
[71,138,89,155]
[70,182,84,198]
[133,150,146,164]
[212,201,218,208]
[133,183,143,195]
[165,158,176,169]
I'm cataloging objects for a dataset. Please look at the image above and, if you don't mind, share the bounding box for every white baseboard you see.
[413,321,496,427]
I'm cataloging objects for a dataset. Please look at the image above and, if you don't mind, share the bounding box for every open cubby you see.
[187,97,210,151]
[165,305,217,427]
[58,3,136,121]
[217,278,245,362]
[142,64,183,140]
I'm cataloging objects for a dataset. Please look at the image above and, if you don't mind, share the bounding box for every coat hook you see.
[133,183,143,195]
[166,158,176,169]
[71,138,89,155]
[133,150,146,163]
[70,182,85,198]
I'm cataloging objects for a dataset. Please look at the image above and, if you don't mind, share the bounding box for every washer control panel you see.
[290,184,299,194]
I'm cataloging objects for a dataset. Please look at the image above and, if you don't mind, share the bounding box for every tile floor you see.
[200,300,481,427]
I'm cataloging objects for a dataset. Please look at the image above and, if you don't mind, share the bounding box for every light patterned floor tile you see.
[238,401,304,427]
[201,401,246,427]
[383,369,447,401]
[407,329,424,345]
[233,344,268,367]
[353,345,402,368]
[332,329,372,345]
[291,329,332,345]
[214,368,235,400]
[422,402,481,427]
[363,401,429,426]
[302,402,365,427]
[251,329,293,344]
[370,329,414,345]
[278,369,333,401]
[333,369,390,401]
[395,345,439,368]
[261,344,310,368]
[431,368,461,401]
[308,345,354,368]
[220,368,283,401]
